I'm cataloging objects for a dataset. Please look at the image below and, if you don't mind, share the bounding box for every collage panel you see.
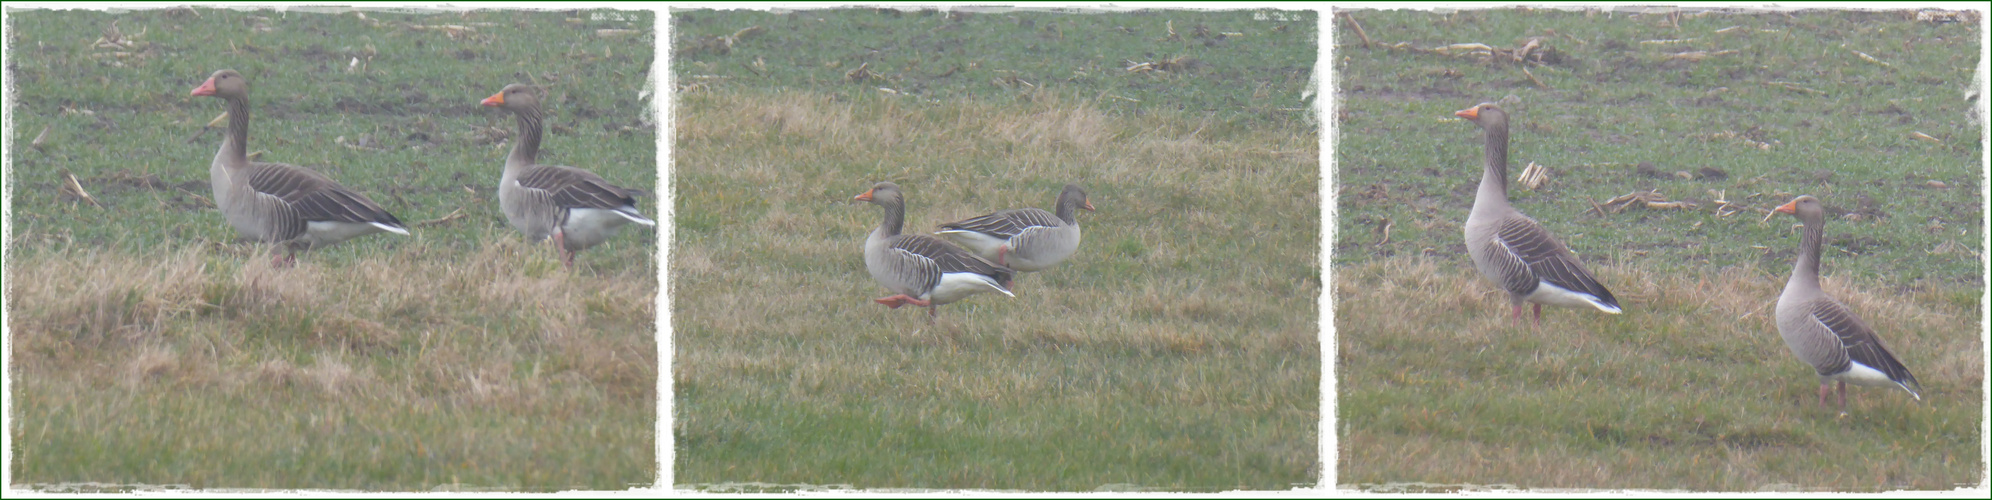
[5,7,658,490]
[1334,7,1983,491]
[670,7,1321,491]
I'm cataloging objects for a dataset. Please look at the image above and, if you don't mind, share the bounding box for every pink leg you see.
[874,295,907,308]
[1837,380,1849,413]
[1818,381,1831,407]
[1509,304,1524,328]
[926,303,938,324]
[873,294,931,309]
[273,251,296,269]
[1532,303,1543,329]
[997,246,1009,267]
[552,231,573,269]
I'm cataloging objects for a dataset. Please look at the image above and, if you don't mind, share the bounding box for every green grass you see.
[1335,8,1981,282]
[6,7,657,490]
[671,8,1319,490]
[1334,8,1984,490]
[673,8,1315,129]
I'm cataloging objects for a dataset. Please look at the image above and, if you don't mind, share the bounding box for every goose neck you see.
[1473,124,1511,210]
[508,107,543,167]
[877,198,905,238]
[1054,197,1080,225]
[1789,219,1825,290]
[222,95,252,166]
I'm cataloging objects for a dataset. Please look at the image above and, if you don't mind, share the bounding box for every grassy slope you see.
[1334,8,1984,490]
[6,8,657,490]
[671,9,1319,490]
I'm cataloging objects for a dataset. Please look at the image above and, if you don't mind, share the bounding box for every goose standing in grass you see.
[1772,195,1922,414]
[481,83,655,269]
[936,184,1093,275]
[1455,102,1620,328]
[856,182,1015,324]
[191,69,408,266]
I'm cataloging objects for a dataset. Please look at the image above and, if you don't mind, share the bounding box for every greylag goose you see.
[1772,195,1922,414]
[935,184,1093,273]
[191,69,408,266]
[1455,102,1620,327]
[855,182,1015,324]
[480,84,655,268]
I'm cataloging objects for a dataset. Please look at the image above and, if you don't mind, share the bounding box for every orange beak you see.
[480,91,504,107]
[1773,200,1799,215]
[191,77,218,97]
[853,188,875,202]
[1454,106,1478,120]
[1081,200,1096,211]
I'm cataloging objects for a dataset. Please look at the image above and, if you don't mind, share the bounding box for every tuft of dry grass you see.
[7,238,657,489]
[987,101,1114,149]
[674,89,1319,489]
[1336,256,1983,490]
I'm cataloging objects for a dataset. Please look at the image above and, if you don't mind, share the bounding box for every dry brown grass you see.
[682,91,1116,155]
[1336,256,1983,490]
[8,237,657,488]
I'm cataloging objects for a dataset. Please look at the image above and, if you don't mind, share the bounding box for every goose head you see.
[190,69,248,99]
[854,182,903,207]
[1453,102,1507,130]
[481,83,545,112]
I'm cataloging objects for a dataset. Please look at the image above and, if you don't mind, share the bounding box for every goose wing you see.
[892,234,1013,287]
[246,162,404,228]
[514,164,642,212]
[1809,298,1921,395]
[939,208,1062,239]
[1493,216,1617,307]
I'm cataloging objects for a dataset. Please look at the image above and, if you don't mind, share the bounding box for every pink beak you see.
[190,77,218,97]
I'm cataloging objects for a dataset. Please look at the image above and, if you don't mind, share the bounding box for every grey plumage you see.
[192,69,407,265]
[481,83,655,268]
[1480,216,1618,306]
[1772,195,1921,413]
[233,163,408,242]
[936,184,1092,273]
[1456,102,1619,327]
[857,182,1014,324]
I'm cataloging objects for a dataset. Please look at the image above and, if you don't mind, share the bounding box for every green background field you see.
[6,7,657,490]
[1334,7,1983,490]
[671,8,1320,491]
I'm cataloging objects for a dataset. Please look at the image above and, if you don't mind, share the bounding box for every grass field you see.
[671,8,1320,490]
[1333,8,1985,490]
[5,7,657,490]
